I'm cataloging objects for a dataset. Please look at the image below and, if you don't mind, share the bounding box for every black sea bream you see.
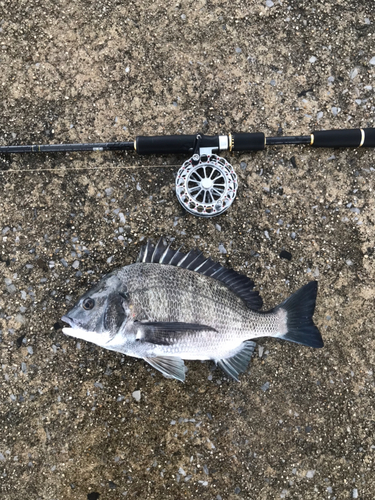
[61,239,323,382]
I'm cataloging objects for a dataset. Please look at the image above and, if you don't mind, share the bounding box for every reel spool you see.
[175,153,238,217]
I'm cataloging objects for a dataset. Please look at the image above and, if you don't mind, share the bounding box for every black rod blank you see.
[0,141,135,154]
[0,128,374,155]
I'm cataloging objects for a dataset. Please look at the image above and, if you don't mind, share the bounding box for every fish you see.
[61,239,323,382]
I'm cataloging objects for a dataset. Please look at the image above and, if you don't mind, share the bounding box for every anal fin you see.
[144,356,186,382]
[216,340,256,381]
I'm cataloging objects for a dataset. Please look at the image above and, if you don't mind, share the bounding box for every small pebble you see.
[261,382,270,392]
[132,390,141,402]
[309,56,317,63]
[15,314,25,324]
[279,250,292,261]
[306,470,315,478]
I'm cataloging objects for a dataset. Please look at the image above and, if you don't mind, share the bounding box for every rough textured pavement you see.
[0,1,375,499]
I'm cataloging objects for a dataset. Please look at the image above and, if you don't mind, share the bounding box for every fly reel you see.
[175,153,238,217]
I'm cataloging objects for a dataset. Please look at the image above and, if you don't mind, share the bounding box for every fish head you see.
[61,272,129,348]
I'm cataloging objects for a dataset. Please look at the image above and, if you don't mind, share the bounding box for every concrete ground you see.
[0,0,374,498]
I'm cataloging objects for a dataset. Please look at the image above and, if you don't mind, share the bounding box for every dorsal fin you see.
[137,239,263,310]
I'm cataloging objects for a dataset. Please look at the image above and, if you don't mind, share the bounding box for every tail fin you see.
[275,281,323,348]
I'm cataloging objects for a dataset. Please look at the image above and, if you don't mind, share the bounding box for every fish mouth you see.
[61,315,75,328]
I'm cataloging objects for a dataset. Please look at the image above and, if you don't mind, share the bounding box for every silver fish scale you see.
[117,263,281,359]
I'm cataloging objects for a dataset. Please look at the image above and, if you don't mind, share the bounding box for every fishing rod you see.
[1,127,374,217]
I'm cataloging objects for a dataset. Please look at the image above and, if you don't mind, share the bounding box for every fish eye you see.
[82,298,95,310]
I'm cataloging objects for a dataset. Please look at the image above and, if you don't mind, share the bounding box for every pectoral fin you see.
[135,321,217,346]
[144,356,186,382]
[216,340,256,382]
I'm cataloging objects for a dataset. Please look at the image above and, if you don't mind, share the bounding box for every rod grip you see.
[136,135,195,155]
[312,128,375,148]
[135,134,220,155]
[231,132,265,151]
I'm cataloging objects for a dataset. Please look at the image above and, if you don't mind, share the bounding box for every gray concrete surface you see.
[1,1,374,499]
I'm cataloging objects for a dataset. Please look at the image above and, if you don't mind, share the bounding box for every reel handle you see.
[312,128,375,148]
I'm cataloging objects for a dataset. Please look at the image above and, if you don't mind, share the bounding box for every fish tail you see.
[275,281,323,348]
